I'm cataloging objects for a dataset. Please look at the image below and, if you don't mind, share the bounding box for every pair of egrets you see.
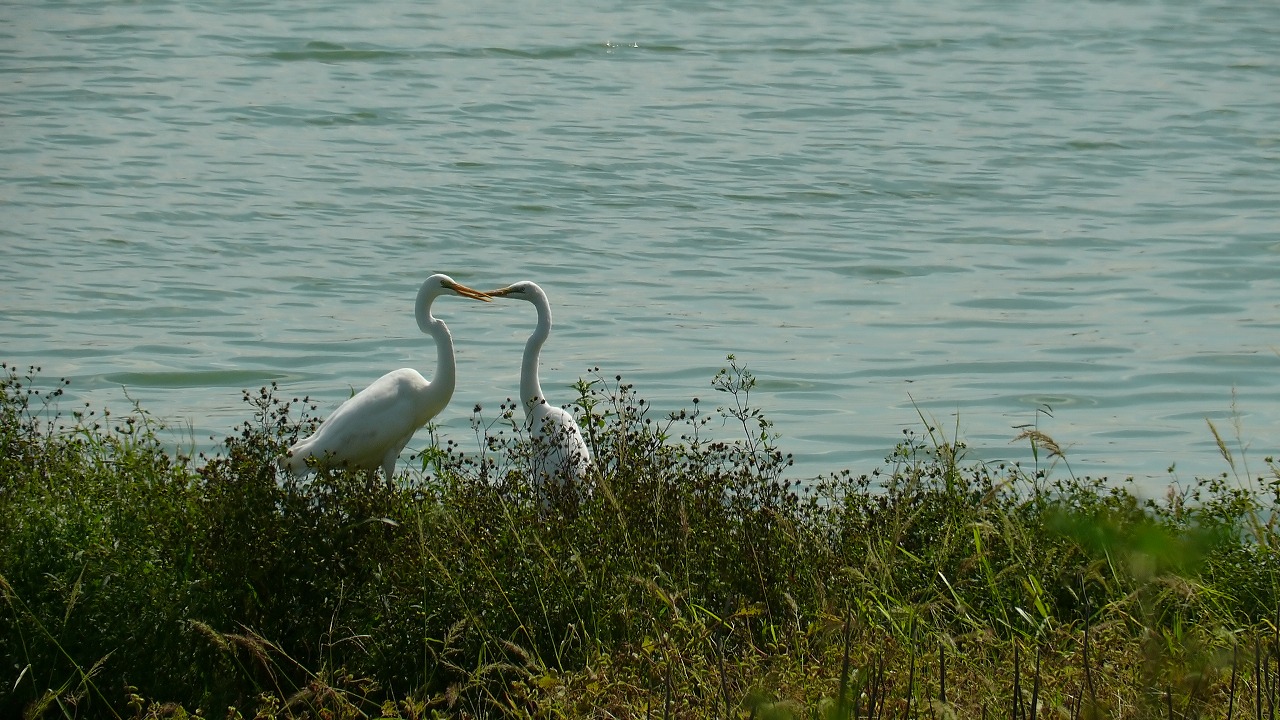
[281,274,591,491]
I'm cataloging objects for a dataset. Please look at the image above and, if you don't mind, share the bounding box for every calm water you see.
[4,0,1279,490]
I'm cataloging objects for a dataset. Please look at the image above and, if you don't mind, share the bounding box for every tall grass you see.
[1,358,1277,718]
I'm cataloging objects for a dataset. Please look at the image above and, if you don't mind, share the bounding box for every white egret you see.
[488,281,592,493]
[282,274,491,484]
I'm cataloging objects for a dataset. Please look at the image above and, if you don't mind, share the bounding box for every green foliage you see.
[1,359,1278,718]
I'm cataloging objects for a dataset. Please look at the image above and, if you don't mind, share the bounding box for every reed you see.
[1,359,1277,718]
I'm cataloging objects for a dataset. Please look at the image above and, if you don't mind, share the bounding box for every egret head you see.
[427,274,492,302]
[487,280,545,301]
[416,274,491,332]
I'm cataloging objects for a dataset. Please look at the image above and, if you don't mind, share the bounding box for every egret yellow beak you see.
[444,280,493,302]
[486,285,518,298]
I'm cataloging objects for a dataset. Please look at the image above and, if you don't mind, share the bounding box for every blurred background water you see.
[3,0,1278,490]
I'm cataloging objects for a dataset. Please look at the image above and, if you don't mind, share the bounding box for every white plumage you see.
[489,280,592,494]
[282,274,491,483]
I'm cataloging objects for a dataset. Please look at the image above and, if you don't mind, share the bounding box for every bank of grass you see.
[1,358,1277,719]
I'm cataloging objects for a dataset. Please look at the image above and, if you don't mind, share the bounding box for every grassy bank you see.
[1,359,1277,719]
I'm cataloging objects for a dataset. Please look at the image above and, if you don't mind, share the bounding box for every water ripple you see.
[3,0,1279,487]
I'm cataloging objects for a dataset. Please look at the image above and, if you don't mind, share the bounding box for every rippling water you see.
[4,0,1278,489]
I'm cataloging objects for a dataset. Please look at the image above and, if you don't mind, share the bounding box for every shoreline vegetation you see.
[1,358,1277,719]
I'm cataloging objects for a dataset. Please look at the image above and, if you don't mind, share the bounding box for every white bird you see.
[282,274,491,484]
[488,280,592,495]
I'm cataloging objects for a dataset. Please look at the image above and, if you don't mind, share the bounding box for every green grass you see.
[1,358,1277,719]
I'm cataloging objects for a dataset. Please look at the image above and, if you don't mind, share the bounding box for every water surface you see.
[3,0,1279,488]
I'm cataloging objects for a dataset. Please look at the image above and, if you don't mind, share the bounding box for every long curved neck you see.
[417,291,456,401]
[428,317,456,399]
[521,297,552,414]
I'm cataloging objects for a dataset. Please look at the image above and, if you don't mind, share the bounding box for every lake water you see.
[4,0,1279,491]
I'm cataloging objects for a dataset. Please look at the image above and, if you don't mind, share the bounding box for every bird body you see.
[490,281,592,490]
[527,396,591,483]
[283,274,490,484]
[283,367,441,482]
